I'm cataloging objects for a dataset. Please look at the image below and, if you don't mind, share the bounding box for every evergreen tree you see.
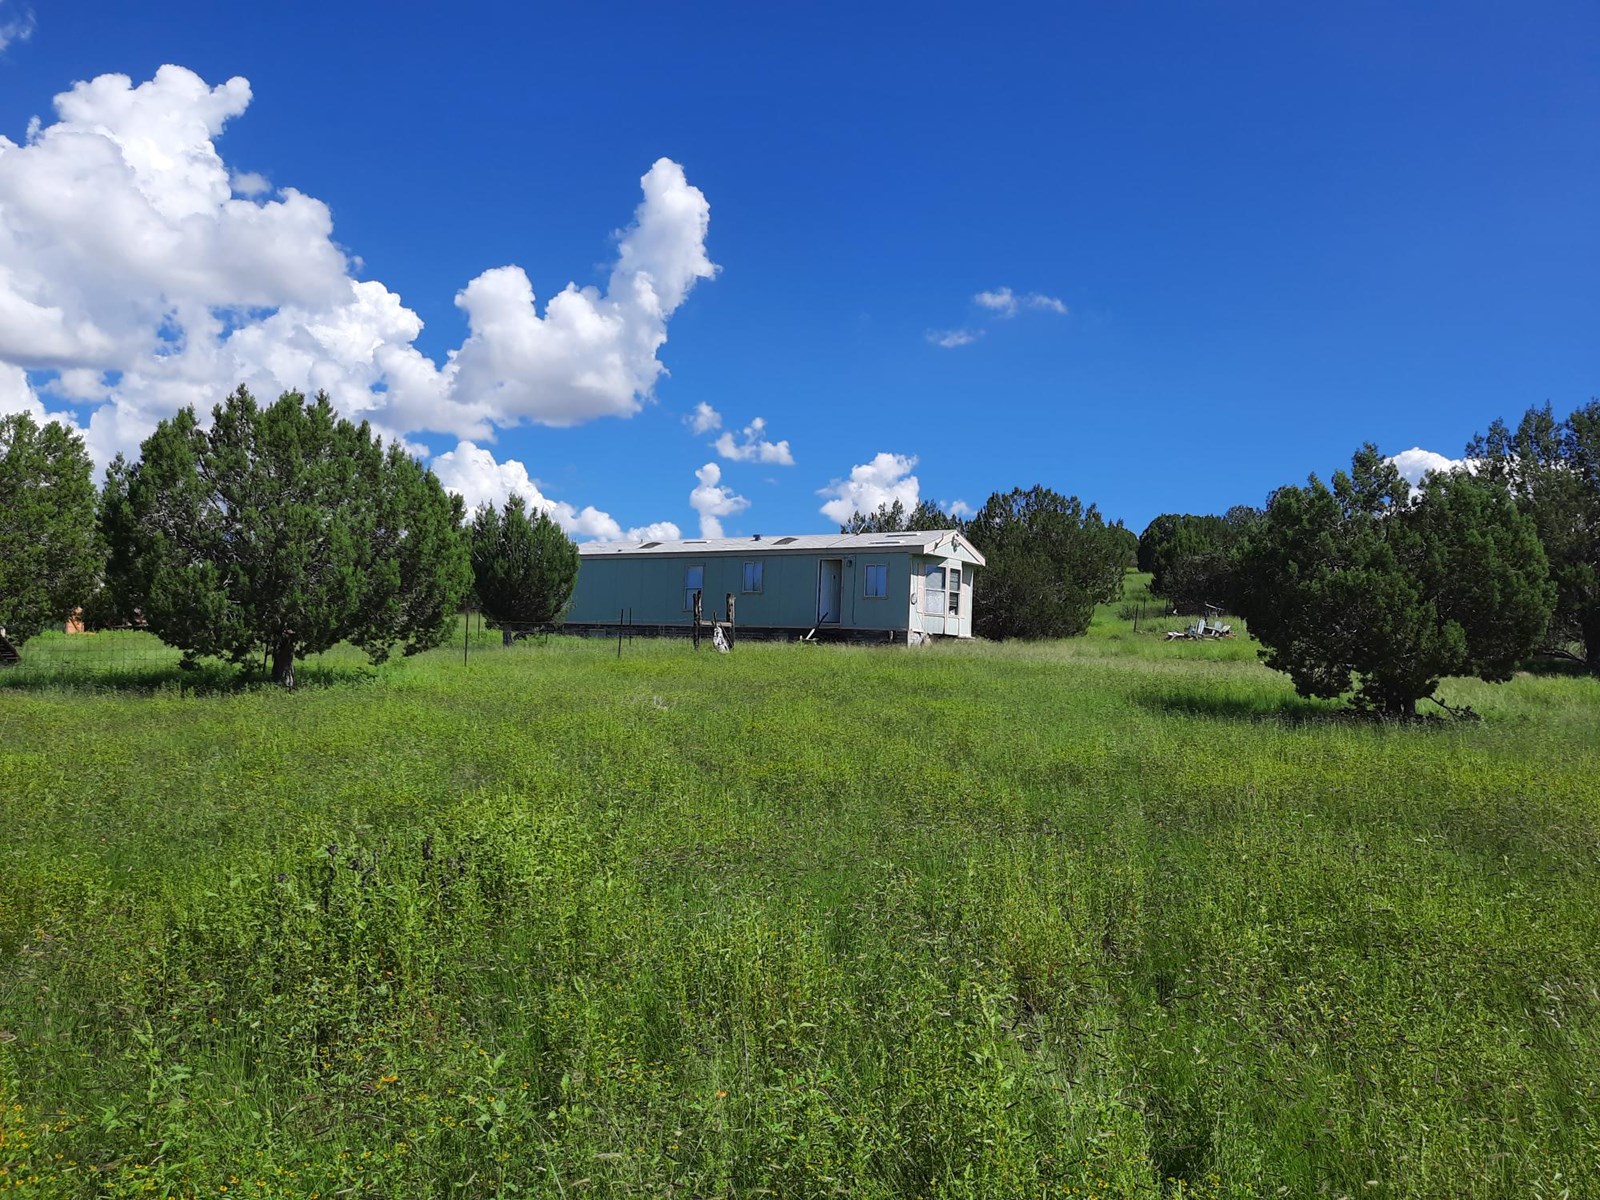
[1146,507,1261,613]
[839,499,957,534]
[1234,445,1553,716]
[906,500,957,531]
[0,413,101,644]
[840,499,908,534]
[469,495,580,644]
[1136,513,1181,573]
[1107,521,1139,569]
[964,486,1126,639]
[101,387,470,686]
[1467,401,1600,670]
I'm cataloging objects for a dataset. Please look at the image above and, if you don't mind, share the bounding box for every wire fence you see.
[1,614,605,691]
[458,612,561,654]
[1,626,420,691]
[1,629,185,687]
[2,596,1243,689]
[459,612,666,659]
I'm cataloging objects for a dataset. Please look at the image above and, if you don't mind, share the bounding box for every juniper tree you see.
[964,485,1127,639]
[101,387,470,686]
[1137,513,1177,574]
[0,413,101,644]
[1144,507,1261,613]
[1234,445,1553,717]
[468,495,579,644]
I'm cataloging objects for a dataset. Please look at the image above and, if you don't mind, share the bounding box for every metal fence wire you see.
[2,614,592,688]
[1,629,187,686]
[2,625,430,689]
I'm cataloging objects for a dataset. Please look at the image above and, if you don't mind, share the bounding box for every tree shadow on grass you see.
[1137,685,1482,727]
[1134,684,1353,726]
[0,658,380,696]
[1519,654,1596,679]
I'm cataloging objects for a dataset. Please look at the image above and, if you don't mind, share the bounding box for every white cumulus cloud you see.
[1387,447,1473,488]
[430,440,678,542]
[446,157,716,429]
[0,65,718,490]
[685,401,721,434]
[0,361,75,427]
[230,170,270,197]
[689,461,748,538]
[713,416,793,465]
[927,328,981,349]
[818,452,920,525]
[624,521,683,542]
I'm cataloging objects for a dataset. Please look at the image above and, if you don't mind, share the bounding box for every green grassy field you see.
[2,586,1597,1197]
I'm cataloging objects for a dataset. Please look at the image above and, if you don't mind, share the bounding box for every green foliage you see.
[0,412,100,643]
[1136,513,1180,574]
[965,485,1126,638]
[2,625,1597,1196]
[469,494,580,642]
[1107,519,1139,569]
[101,386,470,685]
[1235,444,1554,715]
[839,498,957,534]
[1467,400,1600,669]
[1146,507,1261,614]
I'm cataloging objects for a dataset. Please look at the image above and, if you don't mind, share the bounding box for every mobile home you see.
[565,530,985,643]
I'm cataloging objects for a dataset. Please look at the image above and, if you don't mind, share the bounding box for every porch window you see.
[948,567,962,617]
[923,565,946,615]
[864,563,887,598]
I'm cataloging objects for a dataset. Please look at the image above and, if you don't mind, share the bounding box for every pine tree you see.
[839,499,957,534]
[1467,401,1600,671]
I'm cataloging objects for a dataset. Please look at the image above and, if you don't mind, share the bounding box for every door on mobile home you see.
[817,559,843,624]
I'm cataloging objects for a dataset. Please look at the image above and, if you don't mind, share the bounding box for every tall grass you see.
[1,603,1596,1196]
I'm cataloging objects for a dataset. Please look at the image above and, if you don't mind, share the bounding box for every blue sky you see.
[1,1,1595,538]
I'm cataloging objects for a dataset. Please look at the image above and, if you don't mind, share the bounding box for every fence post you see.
[726,593,736,649]
[618,608,625,658]
[693,590,702,650]
[464,611,469,665]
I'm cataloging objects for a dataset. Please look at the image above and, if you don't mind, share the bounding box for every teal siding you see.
[568,550,926,633]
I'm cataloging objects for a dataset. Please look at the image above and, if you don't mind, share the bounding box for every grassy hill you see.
[2,585,1597,1197]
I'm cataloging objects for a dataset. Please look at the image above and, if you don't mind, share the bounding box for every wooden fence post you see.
[693,590,702,650]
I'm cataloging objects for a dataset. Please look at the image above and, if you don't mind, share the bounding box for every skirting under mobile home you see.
[564,530,986,644]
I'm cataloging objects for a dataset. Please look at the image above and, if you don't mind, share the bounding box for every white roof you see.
[580,529,986,566]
